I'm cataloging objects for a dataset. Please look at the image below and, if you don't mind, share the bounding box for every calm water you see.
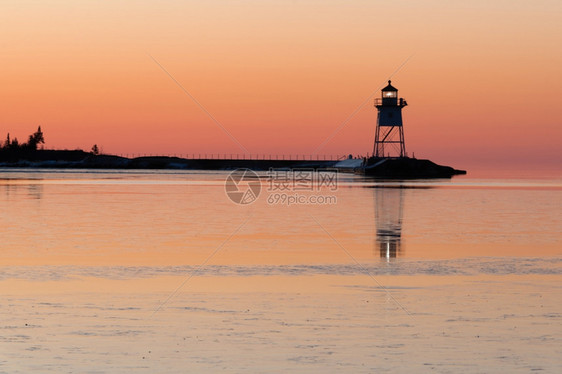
[1,169,561,373]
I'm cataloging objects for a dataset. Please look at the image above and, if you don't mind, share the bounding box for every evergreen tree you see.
[3,133,10,149]
[91,144,100,155]
[27,126,45,151]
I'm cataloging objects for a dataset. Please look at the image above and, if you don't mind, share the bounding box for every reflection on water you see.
[2,181,43,200]
[1,169,561,373]
[0,169,560,267]
[375,187,404,260]
[27,183,43,200]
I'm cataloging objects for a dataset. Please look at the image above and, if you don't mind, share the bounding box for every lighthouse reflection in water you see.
[374,187,404,260]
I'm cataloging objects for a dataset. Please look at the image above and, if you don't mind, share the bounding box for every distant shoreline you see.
[0,149,338,170]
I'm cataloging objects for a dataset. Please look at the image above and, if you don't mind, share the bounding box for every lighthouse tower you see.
[373,81,407,158]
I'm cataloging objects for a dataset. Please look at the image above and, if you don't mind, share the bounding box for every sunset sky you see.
[1,0,561,172]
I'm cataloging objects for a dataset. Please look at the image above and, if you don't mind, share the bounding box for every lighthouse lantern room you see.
[373,80,407,158]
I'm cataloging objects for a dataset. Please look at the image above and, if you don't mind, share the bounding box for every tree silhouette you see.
[26,126,45,151]
[1,127,46,153]
[91,144,100,155]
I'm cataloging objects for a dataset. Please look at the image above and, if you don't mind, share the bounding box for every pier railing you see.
[116,154,351,161]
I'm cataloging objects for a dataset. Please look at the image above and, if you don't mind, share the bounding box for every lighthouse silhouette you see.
[373,81,407,158]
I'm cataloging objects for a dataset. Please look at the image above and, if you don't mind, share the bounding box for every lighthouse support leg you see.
[399,126,406,158]
[374,126,406,158]
[373,125,380,157]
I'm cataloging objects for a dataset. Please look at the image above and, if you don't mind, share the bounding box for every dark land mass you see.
[361,157,466,178]
[0,149,336,170]
[0,149,466,178]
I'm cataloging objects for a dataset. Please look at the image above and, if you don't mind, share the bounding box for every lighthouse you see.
[362,81,466,177]
[373,81,407,158]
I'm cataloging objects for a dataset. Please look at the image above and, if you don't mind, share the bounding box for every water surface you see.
[1,169,560,373]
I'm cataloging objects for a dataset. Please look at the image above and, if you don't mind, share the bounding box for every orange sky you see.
[1,0,561,172]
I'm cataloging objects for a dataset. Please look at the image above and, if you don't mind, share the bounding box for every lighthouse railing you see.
[374,98,406,107]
